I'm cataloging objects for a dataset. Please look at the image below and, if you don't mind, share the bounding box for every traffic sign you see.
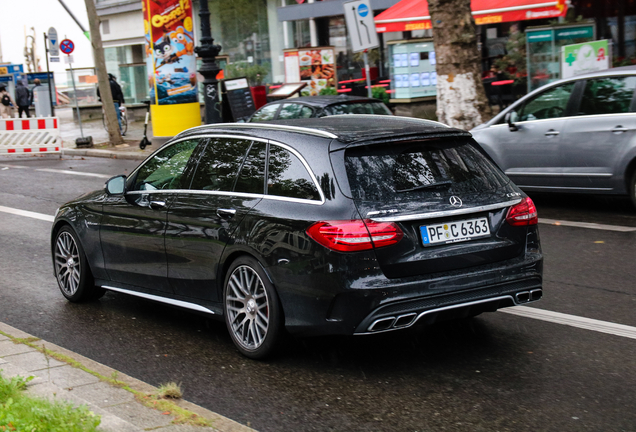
[60,39,75,55]
[50,57,60,63]
[48,28,59,56]
[343,0,379,53]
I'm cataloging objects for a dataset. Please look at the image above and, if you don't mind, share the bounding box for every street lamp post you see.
[196,0,223,124]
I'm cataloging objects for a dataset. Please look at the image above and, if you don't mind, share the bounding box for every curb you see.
[0,322,256,432]
[63,148,151,161]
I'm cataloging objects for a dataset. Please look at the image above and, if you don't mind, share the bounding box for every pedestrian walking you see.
[0,84,16,119]
[97,74,126,135]
[15,80,32,118]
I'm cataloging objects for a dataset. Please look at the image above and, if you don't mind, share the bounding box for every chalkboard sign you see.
[222,77,256,122]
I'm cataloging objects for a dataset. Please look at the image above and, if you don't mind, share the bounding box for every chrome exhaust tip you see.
[515,291,530,303]
[530,289,543,301]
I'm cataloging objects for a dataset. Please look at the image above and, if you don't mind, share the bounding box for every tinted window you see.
[324,102,392,116]
[278,103,314,120]
[250,104,279,122]
[235,142,266,194]
[578,76,636,115]
[344,139,510,201]
[267,145,321,201]
[518,82,574,121]
[133,140,198,191]
[190,138,251,191]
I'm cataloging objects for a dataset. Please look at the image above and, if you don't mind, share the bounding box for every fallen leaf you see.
[162,411,171,415]
[594,241,604,244]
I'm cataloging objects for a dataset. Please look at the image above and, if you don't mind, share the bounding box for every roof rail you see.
[328,114,451,128]
[176,123,338,139]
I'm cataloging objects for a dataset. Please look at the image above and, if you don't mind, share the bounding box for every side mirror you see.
[105,175,127,195]
[505,110,519,132]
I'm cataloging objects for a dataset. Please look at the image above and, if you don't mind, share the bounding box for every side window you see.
[578,76,636,115]
[518,82,575,121]
[299,106,314,118]
[250,104,279,122]
[278,103,309,120]
[189,138,252,191]
[133,140,198,191]
[267,144,321,201]
[235,142,267,194]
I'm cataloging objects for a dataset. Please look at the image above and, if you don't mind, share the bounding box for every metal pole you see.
[363,50,372,98]
[195,0,223,124]
[57,0,90,40]
[43,33,55,117]
[68,57,84,138]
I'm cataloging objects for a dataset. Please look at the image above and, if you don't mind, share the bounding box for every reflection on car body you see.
[51,117,543,359]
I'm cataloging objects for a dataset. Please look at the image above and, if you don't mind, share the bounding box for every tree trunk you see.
[84,0,123,146]
[428,0,492,130]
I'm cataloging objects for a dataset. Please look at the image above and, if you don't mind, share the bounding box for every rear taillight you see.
[306,219,403,252]
[506,197,538,226]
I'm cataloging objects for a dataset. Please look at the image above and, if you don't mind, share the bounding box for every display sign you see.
[284,47,337,97]
[268,82,307,99]
[48,28,59,57]
[562,40,610,79]
[344,0,379,53]
[222,77,256,121]
[142,0,200,137]
[389,39,437,100]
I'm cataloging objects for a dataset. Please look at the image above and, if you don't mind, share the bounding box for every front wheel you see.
[223,256,283,359]
[53,226,104,302]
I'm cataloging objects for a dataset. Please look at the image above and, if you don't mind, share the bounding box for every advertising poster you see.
[297,48,336,96]
[142,0,200,137]
[561,40,610,79]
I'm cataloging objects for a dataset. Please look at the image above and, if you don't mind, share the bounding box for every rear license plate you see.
[420,217,490,246]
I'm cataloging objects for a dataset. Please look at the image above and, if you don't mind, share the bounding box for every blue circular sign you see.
[357,3,369,17]
[60,39,75,55]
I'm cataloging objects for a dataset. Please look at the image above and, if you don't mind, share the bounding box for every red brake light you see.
[306,219,403,252]
[506,197,538,226]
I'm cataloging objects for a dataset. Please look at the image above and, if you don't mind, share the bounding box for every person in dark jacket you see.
[97,73,126,135]
[15,80,31,118]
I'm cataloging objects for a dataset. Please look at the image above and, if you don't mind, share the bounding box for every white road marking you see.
[0,164,29,169]
[539,218,636,232]
[502,306,636,340]
[35,168,111,179]
[0,205,54,222]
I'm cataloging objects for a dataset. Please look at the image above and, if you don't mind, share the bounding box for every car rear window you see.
[324,102,391,116]
[344,139,510,201]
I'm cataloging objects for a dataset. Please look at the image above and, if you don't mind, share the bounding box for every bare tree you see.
[84,0,123,146]
[428,0,491,130]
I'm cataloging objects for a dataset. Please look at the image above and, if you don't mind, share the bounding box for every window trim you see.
[126,134,326,205]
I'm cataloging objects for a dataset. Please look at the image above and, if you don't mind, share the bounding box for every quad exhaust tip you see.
[515,289,542,303]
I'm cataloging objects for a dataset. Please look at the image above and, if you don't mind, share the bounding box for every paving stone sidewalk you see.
[0,322,255,432]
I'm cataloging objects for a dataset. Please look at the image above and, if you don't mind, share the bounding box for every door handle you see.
[149,200,166,210]
[611,126,628,133]
[217,208,236,218]
[544,129,559,136]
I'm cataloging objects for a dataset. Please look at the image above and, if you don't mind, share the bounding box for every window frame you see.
[124,134,325,205]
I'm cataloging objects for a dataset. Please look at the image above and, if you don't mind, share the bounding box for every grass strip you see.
[0,372,101,432]
[0,330,212,427]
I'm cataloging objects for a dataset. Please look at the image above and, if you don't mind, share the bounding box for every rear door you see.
[341,137,527,278]
[165,137,266,301]
[560,75,636,190]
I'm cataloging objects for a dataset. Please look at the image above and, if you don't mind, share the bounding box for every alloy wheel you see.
[225,265,270,351]
[55,231,81,296]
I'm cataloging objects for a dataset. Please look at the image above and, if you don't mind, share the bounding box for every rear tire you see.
[223,256,283,359]
[53,226,103,302]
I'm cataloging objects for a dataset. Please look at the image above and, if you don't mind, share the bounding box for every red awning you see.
[375,0,568,33]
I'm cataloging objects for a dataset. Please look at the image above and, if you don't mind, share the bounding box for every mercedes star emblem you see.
[449,196,463,207]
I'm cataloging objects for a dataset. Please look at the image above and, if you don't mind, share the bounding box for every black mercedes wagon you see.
[51,116,543,358]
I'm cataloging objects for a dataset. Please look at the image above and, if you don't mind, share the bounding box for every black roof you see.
[264,95,383,108]
[177,115,470,147]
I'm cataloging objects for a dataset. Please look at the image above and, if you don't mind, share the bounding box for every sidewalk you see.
[58,107,157,161]
[0,322,256,432]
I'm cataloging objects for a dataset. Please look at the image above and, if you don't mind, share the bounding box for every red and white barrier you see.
[0,117,62,155]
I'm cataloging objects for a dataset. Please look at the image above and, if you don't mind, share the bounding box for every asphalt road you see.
[1,155,635,432]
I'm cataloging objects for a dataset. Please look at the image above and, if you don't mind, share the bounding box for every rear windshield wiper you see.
[396,180,452,193]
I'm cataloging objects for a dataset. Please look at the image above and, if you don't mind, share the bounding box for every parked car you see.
[471,66,636,207]
[51,116,543,359]
[248,95,392,122]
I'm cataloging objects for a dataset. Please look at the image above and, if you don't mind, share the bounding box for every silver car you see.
[471,66,636,207]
